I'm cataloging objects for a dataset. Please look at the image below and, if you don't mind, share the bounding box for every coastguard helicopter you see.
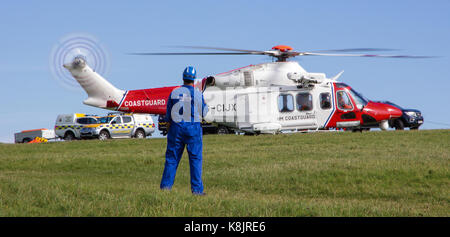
[63,45,430,134]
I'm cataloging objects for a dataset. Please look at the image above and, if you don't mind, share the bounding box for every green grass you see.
[0,130,449,216]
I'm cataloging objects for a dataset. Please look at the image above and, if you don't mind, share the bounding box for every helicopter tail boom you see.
[63,56,125,109]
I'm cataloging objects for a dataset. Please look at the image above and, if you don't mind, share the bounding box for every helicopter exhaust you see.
[63,56,125,109]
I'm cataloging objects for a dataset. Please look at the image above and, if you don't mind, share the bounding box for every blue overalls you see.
[160,85,208,194]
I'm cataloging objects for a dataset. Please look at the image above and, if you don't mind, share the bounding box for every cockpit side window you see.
[348,88,368,108]
[337,91,353,110]
[335,83,349,88]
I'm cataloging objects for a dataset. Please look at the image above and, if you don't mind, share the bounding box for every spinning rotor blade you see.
[301,52,435,58]
[172,46,400,55]
[129,45,434,61]
[169,45,266,54]
[129,46,271,57]
[128,52,255,55]
[305,48,397,53]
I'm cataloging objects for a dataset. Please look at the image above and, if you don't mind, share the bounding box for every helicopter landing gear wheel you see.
[217,126,229,135]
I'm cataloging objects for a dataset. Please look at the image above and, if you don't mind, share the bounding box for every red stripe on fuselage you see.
[118,86,178,114]
[216,65,254,76]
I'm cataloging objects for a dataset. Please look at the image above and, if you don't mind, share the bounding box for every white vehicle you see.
[55,113,99,140]
[79,113,155,140]
[14,128,55,143]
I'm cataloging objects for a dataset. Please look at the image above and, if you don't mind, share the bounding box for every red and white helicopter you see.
[63,45,429,134]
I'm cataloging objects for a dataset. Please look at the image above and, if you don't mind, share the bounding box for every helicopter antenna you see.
[331,70,345,81]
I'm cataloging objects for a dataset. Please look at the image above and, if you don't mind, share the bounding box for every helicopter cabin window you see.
[336,91,353,110]
[278,94,294,112]
[296,93,313,111]
[320,93,331,110]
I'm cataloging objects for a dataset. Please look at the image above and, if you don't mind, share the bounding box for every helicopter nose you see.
[363,101,403,121]
[387,106,403,118]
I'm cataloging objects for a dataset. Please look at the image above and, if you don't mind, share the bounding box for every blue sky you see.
[1,0,449,143]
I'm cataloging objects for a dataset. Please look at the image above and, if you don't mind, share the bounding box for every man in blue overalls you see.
[160,66,208,195]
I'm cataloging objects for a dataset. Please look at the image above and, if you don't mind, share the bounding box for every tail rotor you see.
[49,33,111,91]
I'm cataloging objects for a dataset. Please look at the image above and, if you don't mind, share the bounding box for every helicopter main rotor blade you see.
[305,48,398,53]
[172,46,398,54]
[169,45,266,54]
[301,52,435,58]
[128,45,435,60]
[128,52,256,55]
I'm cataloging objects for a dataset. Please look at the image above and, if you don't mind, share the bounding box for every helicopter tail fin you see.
[63,56,125,109]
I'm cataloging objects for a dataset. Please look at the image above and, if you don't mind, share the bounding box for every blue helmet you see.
[183,66,197,81]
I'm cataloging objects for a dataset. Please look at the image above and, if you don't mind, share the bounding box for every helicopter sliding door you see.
[314,86,335,129]
[235,88,277,131]
[294,92,318,128]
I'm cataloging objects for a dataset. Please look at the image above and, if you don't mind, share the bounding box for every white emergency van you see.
[80,113,155,140]
[54,114,99,140]
[14,128,55,143]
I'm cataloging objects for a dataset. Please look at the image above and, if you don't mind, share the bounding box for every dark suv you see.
[376,101,424,130]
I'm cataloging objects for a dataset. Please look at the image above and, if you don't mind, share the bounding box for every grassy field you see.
[0,129,448,217]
